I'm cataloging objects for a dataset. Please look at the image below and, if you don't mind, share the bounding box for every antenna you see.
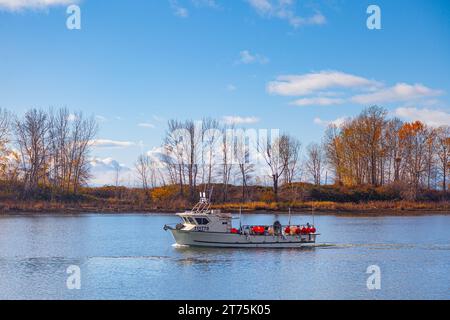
[288,207,291,226]
[208,187,214,201]
[239,206,242,229]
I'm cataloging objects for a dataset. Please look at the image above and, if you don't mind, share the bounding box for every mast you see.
[239,206,242,229]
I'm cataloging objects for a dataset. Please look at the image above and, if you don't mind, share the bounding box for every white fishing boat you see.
[164,193,319,248]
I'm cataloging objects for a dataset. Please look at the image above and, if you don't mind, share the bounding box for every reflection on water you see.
[0,213,449,300]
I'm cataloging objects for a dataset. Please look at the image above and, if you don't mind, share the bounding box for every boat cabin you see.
[178,210,232,232]
[177,192,232,232]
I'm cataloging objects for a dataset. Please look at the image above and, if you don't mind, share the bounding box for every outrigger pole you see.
[208,186,214,202]
[239,206,242,229]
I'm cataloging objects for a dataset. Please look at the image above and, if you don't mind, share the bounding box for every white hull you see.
[170,230,317,248]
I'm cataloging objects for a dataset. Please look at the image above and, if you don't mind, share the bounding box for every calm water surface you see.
[0,213,449,300]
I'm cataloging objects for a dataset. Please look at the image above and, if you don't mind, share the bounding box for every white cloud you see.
[351,83,442,105]
[394,107,450,128]
[191,0,219,8]
[238,50,269,65]
[291,97,345,106]
[145,146,167,169]
[267,71,443,108]
[138,123,156,128]
[95,115,108,122]
[169,0,189,18]
[222,116,260,125]
[91,139,136,148]
[152,115,165,123]
[314,116,350,128]
[0,0,77,11]
[267,71,380,96]
[89,157,126,171]
[247,0,272,13]
[89,157,132,186]
[246,0,326,28]
[226,84,237,91]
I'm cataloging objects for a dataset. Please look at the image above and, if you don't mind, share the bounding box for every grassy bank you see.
[0,182,448,215]
[0,199,448,215]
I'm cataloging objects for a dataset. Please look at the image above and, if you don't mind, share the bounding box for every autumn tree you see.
[399,121,430,197]
[324,124,344,185]
[436,126,450,191]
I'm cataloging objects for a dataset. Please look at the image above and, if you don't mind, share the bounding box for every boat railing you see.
[190,193,212,214]
[239,224,316,236]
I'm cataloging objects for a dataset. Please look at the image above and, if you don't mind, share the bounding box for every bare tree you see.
[72,112,97,192]
[47,109,97,193]
[305,142,324,186]
[163,120,186,196]
[282,135,301,184]
[0,108,12,180]
[202,118,220,190]
[220,125,234,202]
[135,154,152,190]
[15,109,50,191]
[48,108,70,190]
[182,120,201,202]
[234,129,254,202]
[261,133,289,201]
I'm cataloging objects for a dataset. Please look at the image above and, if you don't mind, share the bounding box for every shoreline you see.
[0,202,448,217]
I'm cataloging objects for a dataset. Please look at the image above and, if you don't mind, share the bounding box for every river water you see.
[0,213,449,300]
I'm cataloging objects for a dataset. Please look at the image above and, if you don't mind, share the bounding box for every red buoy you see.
[311,227,316,233]
[285,227,291,234]
[231,228,238,234]
[301,227,307,234]
[252,226,265,235]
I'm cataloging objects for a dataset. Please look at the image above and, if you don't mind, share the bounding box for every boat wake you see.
[172,243,189,248]
[318,243,450,251]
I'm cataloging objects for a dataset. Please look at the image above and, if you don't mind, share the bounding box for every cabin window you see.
[195,217,209,225]
[187,217,195,224]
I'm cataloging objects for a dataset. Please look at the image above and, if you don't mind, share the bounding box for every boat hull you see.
[169,229,317,248]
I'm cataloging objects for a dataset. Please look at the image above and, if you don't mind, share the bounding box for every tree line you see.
[0,107,97,196]
[134,106,449,203]
[0,106,447,203]
[324,106,449,198]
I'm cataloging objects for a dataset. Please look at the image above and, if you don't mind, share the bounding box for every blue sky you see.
[1,0,449,184]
